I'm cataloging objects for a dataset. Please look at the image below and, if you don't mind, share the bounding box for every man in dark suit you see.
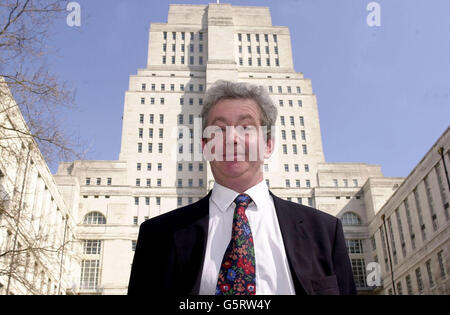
[128,80,356,295]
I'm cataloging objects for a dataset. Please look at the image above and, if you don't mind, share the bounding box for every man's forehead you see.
[211,114,256,123]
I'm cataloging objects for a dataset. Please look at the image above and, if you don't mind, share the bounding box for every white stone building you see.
[0,79,80,295]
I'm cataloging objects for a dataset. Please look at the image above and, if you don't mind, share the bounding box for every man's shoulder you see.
[270,192,338,226]
[140,192,210,232]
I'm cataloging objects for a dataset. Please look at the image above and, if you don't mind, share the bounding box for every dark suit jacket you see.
[128,190,357,295]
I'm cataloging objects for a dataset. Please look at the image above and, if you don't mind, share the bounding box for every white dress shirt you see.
[199,179,296,295]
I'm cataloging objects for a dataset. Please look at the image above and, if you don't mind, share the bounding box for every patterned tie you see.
[216,194,256,295]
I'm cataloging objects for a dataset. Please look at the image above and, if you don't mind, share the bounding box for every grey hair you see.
[201,80,278,141]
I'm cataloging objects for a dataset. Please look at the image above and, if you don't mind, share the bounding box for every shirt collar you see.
[211,179,270,213]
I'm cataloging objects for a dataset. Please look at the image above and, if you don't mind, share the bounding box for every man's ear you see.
[201,138,207,151]
[264,136,275,159]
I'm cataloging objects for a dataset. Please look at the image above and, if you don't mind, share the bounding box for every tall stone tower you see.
[119,3,326,214]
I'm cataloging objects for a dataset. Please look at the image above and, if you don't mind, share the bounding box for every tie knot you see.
[235,194,252,206]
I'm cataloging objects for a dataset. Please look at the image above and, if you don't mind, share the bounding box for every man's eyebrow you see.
[237,114,256,123]
[209,117,228,125]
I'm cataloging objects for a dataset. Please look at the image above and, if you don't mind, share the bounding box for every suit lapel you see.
[270,191,313,294]
[173,190,211,295]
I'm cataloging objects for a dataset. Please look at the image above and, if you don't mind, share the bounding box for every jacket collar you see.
[174,190,313,295]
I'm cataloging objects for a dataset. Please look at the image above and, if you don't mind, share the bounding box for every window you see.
[80,260,100,290]
[305,179,311,188]
[285,179,290,188]
[404,198,416,250]
[281,130,286,140]
[343,179,348,187]
[413,188,426,241]
[162,56,166,64]
[302,144,308,155]
[346,239,364,254]
[199,179,204,187]
[305,164,309,172]
[284,164,289,172]
[177,179,182,187]
[107,178,112,186]
[273,34,277,42]
[199,56,203,65]
[157,179,161,187]
[437,250,447,279]
[298,100,302,107]
[290,116,295,126]
[149,114,154,124]
[353,179,358,187]
[83,240,102,255]
[158,143,163,153]
[159,114,164,124]
[83,212,106,225]
[406,274,413,295]
[158,163,162,171]
[133,216,138,225]
[172,32,176,40]
[342,212,362,225]
[238,33,242,41]
[351,259,367,288]
[141,83,146,91]
[199,32,203,41]
[280,116,285,126]
[301,130,306,141]
[159,128,164,139]
[199,163,204,171]
[146,179,151,187]
[424,175,438,231]
[291,130,296,140]
[156,196,161,205]
[415,267,424,293]
[96,178,101,185]
[145,197,150,205]
[296,180,300,188]
[148,143,152,153]
[282,144,287,154]
[85,177,91,186]
[299,116,305,126]
[426,259,434,287]
[132,240,137,251]
[293,144,298,155]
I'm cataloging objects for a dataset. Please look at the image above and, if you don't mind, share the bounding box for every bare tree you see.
[0,1,82,295]
[0,0,81,164]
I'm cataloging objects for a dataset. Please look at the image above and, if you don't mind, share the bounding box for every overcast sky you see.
[48,0,450,177]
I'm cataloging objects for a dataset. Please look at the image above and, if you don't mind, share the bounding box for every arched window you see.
[83,212,106,225]
[341,212,362,225]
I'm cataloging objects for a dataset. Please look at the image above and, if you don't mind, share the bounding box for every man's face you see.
[202,98,273,186]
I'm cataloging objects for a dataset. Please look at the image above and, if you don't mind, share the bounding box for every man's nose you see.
[225,126,240,144]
